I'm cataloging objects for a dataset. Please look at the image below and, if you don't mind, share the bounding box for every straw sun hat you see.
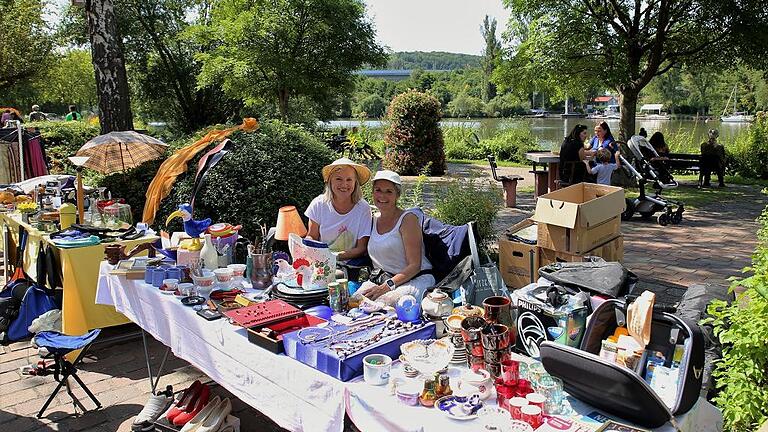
[321,157,372,185]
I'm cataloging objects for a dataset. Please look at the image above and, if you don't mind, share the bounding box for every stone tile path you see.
[1,164,764,432]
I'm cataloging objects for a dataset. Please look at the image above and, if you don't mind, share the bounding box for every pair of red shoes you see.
[166,380,211,426]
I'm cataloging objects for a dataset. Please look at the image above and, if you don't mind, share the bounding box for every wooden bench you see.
[487,155,524,207]
[664,153,701,174]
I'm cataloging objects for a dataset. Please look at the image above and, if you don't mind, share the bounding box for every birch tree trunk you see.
[86,0,134,133]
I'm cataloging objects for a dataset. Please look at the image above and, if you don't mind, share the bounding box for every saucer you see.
[181,296,206,306]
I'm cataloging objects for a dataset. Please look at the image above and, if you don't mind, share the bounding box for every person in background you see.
[589,121,619,163]
[352,170,434,306]
[585,148,621,185]
[305,157,372,263]
[558,124,592,185]
[29,105,47,122]
[1,109,12,126]
[638,127,648,138]
[700,129,726,188]
[65,105,82,121]
[649,132,670,158]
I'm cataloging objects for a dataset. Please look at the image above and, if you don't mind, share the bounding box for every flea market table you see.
[96,264,723,432]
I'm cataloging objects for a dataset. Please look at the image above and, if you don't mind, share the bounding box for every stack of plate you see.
[270,283,329,310]
[450,347,468,364]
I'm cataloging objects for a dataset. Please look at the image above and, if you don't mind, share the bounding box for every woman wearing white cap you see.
[305,157,373,262]
[354,170,434,305]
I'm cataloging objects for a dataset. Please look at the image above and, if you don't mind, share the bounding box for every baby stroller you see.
[619,135,684,226]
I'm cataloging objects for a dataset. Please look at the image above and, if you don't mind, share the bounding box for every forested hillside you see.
[386,51,480,70]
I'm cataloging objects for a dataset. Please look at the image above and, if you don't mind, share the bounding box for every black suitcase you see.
[540,298,705,428]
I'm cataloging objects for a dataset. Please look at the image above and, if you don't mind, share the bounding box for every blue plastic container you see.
[151,268,167,287]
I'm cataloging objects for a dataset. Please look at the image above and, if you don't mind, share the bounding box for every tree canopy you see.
[498,0,768,138]
[189,0,387,121]
[0,0,54,91]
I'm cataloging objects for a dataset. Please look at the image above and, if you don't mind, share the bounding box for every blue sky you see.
[364,0,510,55]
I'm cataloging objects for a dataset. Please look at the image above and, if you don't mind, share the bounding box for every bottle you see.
[200,234,219,270]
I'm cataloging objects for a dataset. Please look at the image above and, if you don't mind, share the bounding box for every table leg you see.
[142,329,171,395]
[548,162,560,191]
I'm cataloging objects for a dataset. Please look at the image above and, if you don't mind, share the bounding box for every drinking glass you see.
[535,375,565,415]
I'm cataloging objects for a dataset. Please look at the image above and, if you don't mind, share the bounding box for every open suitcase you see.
[540,298,704,428]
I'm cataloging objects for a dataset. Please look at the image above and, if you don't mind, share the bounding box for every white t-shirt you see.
[304,195,373,252]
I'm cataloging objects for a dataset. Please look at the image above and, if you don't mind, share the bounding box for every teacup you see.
[362,354,392,386]
[455,368,493,400]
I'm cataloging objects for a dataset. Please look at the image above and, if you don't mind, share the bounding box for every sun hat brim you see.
[321,157,372,185]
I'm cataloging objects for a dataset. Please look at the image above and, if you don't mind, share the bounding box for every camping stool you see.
[33,329,102,418]
[530,169,549,198]
[487,155,525,208]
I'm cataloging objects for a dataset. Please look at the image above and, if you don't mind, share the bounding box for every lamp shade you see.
[275,206,307,240]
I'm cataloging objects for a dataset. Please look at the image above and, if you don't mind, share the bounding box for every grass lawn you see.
[625,175,767,209]
[448,158,528,168]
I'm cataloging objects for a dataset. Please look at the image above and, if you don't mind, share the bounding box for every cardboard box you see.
[539,235,623,267]
[499,219,540,289]
[532,182,625,231]
[537,216,621,254]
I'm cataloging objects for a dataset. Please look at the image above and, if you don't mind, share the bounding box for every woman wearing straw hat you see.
[305,157,373,262]
[352,170,434,306]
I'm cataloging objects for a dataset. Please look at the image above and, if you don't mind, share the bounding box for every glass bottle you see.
[419,378,437,407]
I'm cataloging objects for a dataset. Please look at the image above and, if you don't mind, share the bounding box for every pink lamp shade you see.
[275,206,307,240]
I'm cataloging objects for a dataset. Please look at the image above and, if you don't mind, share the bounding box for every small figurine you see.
[165,203,212,251]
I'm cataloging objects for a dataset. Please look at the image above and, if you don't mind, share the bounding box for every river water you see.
[321,118,751,151]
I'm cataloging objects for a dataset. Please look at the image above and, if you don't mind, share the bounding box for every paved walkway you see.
[1,164,764,432]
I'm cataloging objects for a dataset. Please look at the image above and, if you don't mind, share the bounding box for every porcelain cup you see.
[362,354,392,386]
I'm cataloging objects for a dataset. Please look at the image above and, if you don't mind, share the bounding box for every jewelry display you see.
[321,317,425,359]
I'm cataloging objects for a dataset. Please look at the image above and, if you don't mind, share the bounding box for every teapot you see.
[421,289,454,319]
[455,368,494,400]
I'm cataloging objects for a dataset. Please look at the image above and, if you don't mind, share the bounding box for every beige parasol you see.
[76,131,168,174]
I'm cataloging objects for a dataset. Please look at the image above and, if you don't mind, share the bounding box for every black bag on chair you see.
[540,298,705,428]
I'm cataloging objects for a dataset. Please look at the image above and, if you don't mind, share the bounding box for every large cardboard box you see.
[539,235,624,267]
[533,183,625,228]
[537,216,621,254]
[499,219,540,289]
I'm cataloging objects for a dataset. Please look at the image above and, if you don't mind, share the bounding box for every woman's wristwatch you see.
[384,278,396,291]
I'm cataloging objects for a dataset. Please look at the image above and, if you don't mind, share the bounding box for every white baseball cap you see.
[372,170,402,186]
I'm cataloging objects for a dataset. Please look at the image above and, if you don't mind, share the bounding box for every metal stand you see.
[141,329,171,395]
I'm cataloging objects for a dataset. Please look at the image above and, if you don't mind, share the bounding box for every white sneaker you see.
[197,398,231,432]
[180,396,221,432]
[133,391,174,428]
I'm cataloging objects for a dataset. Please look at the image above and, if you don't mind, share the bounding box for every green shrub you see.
[443,125,485,160]
[705,203,768,431]
[431,176,502,247]
[155,120,336,239]
[446,93,485,118]
[383,90,446,175]
[480,125,538,163]
[28,121,100,174]
[726,112,768,179]
[353,94,388,118]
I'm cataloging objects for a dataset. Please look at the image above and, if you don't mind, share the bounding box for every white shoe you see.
[197,398,231,432]
[218,415,240,432]
[133,391,174,431]
[180,396,221,432]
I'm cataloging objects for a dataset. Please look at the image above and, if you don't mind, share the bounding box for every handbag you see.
[368,268,396,285]
[466,262,510,305]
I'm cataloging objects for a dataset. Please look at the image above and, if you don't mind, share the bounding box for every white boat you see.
[720,85,754,123]
[639,103,670,120]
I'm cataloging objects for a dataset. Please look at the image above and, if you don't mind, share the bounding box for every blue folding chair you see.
[33,329,102,418]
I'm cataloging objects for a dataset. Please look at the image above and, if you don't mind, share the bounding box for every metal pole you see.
[17,122,24,181]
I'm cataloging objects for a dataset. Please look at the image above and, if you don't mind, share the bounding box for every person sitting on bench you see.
[700,129,726,188]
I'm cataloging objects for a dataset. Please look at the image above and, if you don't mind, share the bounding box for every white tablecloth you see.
[95,262,346,432]
[345,362,723,432]
[96,262,723,432]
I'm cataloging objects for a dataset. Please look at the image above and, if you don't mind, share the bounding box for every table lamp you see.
[68,156,90,224]
[275,206,307,240]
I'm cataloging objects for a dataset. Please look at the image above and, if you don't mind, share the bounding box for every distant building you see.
[355,69,450,82]
[591,95,619,110]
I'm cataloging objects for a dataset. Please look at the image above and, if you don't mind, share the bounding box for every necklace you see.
[328,317,424,359]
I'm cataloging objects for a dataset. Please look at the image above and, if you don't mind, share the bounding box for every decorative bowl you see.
[400,338,454,377]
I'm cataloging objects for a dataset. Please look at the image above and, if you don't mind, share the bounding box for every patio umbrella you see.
[76,130,169,174]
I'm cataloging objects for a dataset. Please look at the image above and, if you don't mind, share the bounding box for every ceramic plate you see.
[434,395,483,421]
[181,296,206,306]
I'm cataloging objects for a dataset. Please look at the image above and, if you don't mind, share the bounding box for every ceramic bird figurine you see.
[165,203,212,251]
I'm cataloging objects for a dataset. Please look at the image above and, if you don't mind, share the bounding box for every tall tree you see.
[85,0,134,133]
[500,0,768,139]
[189,0,386,121]
[0,0,53,92]
[480,16,501,102]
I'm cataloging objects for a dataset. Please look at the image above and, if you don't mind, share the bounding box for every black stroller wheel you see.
[657,213,670,226]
